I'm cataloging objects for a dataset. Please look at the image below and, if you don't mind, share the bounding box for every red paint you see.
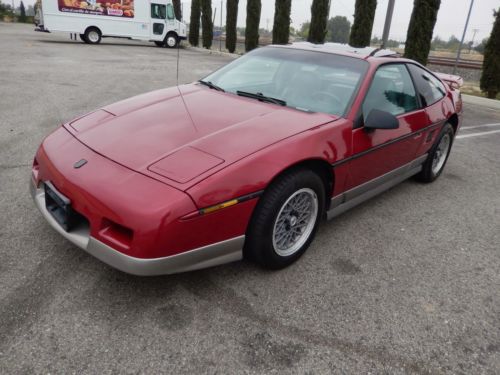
[33,47,461,260]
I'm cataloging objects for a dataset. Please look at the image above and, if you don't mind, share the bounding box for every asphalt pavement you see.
[1,23,499,374]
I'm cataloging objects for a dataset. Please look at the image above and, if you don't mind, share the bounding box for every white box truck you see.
[37,0,187,47]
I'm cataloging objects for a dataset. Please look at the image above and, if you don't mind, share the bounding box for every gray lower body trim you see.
[327,154,428,220]
[30,181,244,276]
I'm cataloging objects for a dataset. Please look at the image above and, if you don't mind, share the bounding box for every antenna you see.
[176,34,180,85]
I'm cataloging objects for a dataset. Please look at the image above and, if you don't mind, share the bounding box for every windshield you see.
[202,47,369,116]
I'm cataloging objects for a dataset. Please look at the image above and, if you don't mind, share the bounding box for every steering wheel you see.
[312,91,343,109]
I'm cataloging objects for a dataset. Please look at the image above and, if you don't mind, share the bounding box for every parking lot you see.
[1,22,499,373]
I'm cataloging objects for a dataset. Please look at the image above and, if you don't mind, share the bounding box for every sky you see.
[14,0,498,43]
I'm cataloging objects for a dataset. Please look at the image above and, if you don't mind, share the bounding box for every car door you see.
[345,63,429,190]
[150,3,166,41]
[406,63,449,153]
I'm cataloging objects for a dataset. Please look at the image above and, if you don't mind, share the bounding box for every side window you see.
[151,4,166,19]
[362,64,419,119]
[407,64,446,107]
[166,4,175,20]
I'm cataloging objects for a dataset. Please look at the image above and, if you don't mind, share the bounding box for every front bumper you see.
[30,181,244,276]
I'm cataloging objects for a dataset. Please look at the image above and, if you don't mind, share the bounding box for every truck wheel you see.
[154,41,165,47]
[164,33,178,48]
[79,34,88,43]
[84,27,101,44]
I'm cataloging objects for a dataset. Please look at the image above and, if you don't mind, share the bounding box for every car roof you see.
[271,42,403,62]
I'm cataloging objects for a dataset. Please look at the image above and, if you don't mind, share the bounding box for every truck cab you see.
[150,1,187,47]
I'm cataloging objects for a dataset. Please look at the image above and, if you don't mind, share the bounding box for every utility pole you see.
[381,0,395,49]
[453,0,474,75]
[220,0,223,51]
[469,28,478,53]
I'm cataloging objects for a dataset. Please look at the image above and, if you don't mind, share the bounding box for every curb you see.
[462,94,500,110]
[184,45,241,58]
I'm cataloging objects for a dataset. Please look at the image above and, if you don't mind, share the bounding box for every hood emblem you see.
[74,159,88,169]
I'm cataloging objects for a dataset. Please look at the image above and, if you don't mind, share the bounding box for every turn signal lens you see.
[200,199,238,215]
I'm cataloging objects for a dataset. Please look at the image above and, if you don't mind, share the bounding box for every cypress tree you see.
[201,0,213,49]
[404,0,441,65]
[308,0,330,44]
[19,1,27,22]
[272,0,292,45]
[226,0,239,53]
[172,0,182,21]
[189,0,201,46]
[245,0,261,52]
[480,9,500,99]
[349,0,377,47]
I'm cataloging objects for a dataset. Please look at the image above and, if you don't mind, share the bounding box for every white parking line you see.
[461,123,500,130]
[456,129,500,139]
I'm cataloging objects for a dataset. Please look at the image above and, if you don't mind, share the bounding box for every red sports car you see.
[31,43,463,275]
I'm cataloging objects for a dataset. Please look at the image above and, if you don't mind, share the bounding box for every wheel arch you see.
[84,26,102,35]
[264,158,335,212]
[447,113,459,135]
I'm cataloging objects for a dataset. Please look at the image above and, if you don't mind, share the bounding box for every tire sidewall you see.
[428,124,454,180]
[165,34,178,48]
[85,28,101,44]
[245,169,325,269]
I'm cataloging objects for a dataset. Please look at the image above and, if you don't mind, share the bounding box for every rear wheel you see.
[416,123,454,182]
[79,34,87,43]
[84,27,101,44]
[244,169,325,269]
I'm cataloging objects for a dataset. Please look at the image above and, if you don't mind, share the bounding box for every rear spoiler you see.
[434,72,464,90]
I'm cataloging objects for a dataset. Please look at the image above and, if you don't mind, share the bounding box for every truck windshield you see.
[202,47,369,116]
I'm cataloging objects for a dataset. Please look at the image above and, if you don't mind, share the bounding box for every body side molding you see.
[327,153,428,220]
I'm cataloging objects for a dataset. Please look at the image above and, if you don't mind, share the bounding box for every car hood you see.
[64,84,337,189]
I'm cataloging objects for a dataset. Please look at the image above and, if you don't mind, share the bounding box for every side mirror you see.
[364,109,399,131]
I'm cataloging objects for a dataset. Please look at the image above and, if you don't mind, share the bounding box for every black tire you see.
[244,169,325,269]
[84,27,102,45]
[164,32,179,48]
[154,41,165,47]
[79,34,88,43]
[415,123,454,183]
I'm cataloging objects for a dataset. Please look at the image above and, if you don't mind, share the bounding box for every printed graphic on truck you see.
[58,0,135,18]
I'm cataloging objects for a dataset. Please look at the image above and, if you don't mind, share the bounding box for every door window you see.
[362,64,418,119]
[407,64,446,107]
[166,4,175,20]
[151,4,166,19]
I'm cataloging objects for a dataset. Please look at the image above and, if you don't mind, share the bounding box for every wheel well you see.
[271,159,334,210]
[166,31,178,38]
[85,26,101,35]
[448,113,459,134]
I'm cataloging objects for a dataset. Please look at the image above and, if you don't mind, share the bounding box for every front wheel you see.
[416,123,454,182]
[164,33,179,48]
[154,41,165,47]
[244,169,325,269]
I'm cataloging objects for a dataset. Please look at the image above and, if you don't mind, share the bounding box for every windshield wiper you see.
[236,91,287,106]
[198,80,225,92]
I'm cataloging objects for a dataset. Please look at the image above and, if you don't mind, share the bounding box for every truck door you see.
[150,3,167,41]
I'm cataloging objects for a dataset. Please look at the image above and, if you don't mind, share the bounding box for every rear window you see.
[407,64,446,107]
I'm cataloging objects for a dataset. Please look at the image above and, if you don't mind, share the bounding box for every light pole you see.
[381,0,395,49]
[453,0,474,75]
